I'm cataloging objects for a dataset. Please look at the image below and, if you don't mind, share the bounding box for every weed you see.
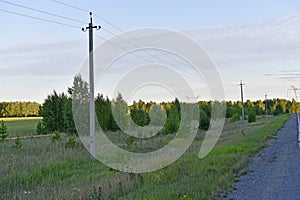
[51,131,61,142]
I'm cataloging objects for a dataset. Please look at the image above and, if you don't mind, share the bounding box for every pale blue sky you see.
[0,0,300,103]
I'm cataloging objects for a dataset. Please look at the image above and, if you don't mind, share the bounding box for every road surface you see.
[225,114,300,200]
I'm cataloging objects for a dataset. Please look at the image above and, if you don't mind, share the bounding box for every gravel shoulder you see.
[225,114,300,200]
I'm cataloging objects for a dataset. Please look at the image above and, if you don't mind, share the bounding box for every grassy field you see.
[0,117,42,137]
[0,115,290,199]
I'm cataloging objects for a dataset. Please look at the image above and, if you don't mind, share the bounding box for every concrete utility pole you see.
[265,94,268,115]
[82,12,101,160]
[240,80,245,121]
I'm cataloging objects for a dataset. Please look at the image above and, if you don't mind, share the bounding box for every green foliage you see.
[248,110,257,123]
[130,101,150,127]
[231,112,240,122]
[95,94,113,131]
[163,104,180,134]
[12,138,22,149]
[0,101,40,117]
[51,131,61,142]
[0,120,8,141]
[273,104,283,116]
[0,113,289,199]
[65,135,78,148]
[199,109,210,130]
[125,136,135,146]
[36,121,46,135]
[41,91,68,133]
[121,115,289,200]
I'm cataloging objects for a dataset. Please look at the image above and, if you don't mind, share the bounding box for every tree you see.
[41,91,68,133]
[111,93,129,130]
[163,104,180,134]
[95,94,112,131]
[0,121,8,141]
[69,75,90,136]
[248,110,256,123]
[274,104,283,116]
[199,109,210,130]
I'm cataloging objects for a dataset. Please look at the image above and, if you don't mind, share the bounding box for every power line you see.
[0,8,81,29]
[0,0,86,24]
[95,33,155,64]
[48,0,202,81]
[49,0,88,13]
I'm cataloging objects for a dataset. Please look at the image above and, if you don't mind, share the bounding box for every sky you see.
[0,0,300,103]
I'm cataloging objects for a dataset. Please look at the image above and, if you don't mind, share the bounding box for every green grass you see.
[0,117,42,137]
[0,115,290,199]
[120,114,290,199]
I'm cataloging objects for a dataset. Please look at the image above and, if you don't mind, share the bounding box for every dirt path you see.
[225,114,300,200]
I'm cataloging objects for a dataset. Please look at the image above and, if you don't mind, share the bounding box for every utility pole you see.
[240,80,245,121]
[265,94,268,115]
[82,12,101,160]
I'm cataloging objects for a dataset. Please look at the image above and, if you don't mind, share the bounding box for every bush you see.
[12,138,22,149]
[231,113,240,122]
[36,121,47,135]
[199,109,210,130]
[66,135,78,148]
[51,131,61,142]
[0,120,8,141]
[126,136,135,146]
[248,111,256,123]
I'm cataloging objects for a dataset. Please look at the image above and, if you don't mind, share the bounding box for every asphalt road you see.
[225,114,300,200]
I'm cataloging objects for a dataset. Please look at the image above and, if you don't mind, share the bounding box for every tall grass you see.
[0,115,289,199]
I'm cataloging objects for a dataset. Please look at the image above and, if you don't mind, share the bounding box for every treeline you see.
[38,75,209,135]
[226,98,300,119]
[38,75,300,135]
[0,102,40,117]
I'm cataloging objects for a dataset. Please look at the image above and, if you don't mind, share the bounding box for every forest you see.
[0,101,40,117]
[34,75,300,135]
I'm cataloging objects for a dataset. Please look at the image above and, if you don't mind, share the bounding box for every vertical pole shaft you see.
[89,13,95,160]
[265,94,268,115]
[240,80,244,121]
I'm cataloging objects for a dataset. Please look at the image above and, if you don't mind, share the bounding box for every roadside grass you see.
[0,114,290,199]
[0,117,42,137]
[120,114,290,199]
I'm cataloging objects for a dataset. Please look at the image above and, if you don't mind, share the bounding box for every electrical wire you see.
[49,0,88,13]
[0,0,86,24]
[47,0,202,81]
[95,33,155,64]
[0,8,81,29]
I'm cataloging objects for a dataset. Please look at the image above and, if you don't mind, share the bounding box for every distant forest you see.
[35,75,300,135]
[0,101,40,117]
[1,76,299,134]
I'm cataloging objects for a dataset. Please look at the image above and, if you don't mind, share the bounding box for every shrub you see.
[66,136,78,148]
[199,109,210,130]
[0,120,8,141]
[248,111,257,123]
[125,136,135,146]
[231,113,240,122]
[36,121,47,135]
[51,131,61,142]
[12,138,22,149]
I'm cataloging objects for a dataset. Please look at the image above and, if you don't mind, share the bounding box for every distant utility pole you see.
[265,94,268,115]
[82,12,101,160]
[291,85,299,101]
[240,80,245,121]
